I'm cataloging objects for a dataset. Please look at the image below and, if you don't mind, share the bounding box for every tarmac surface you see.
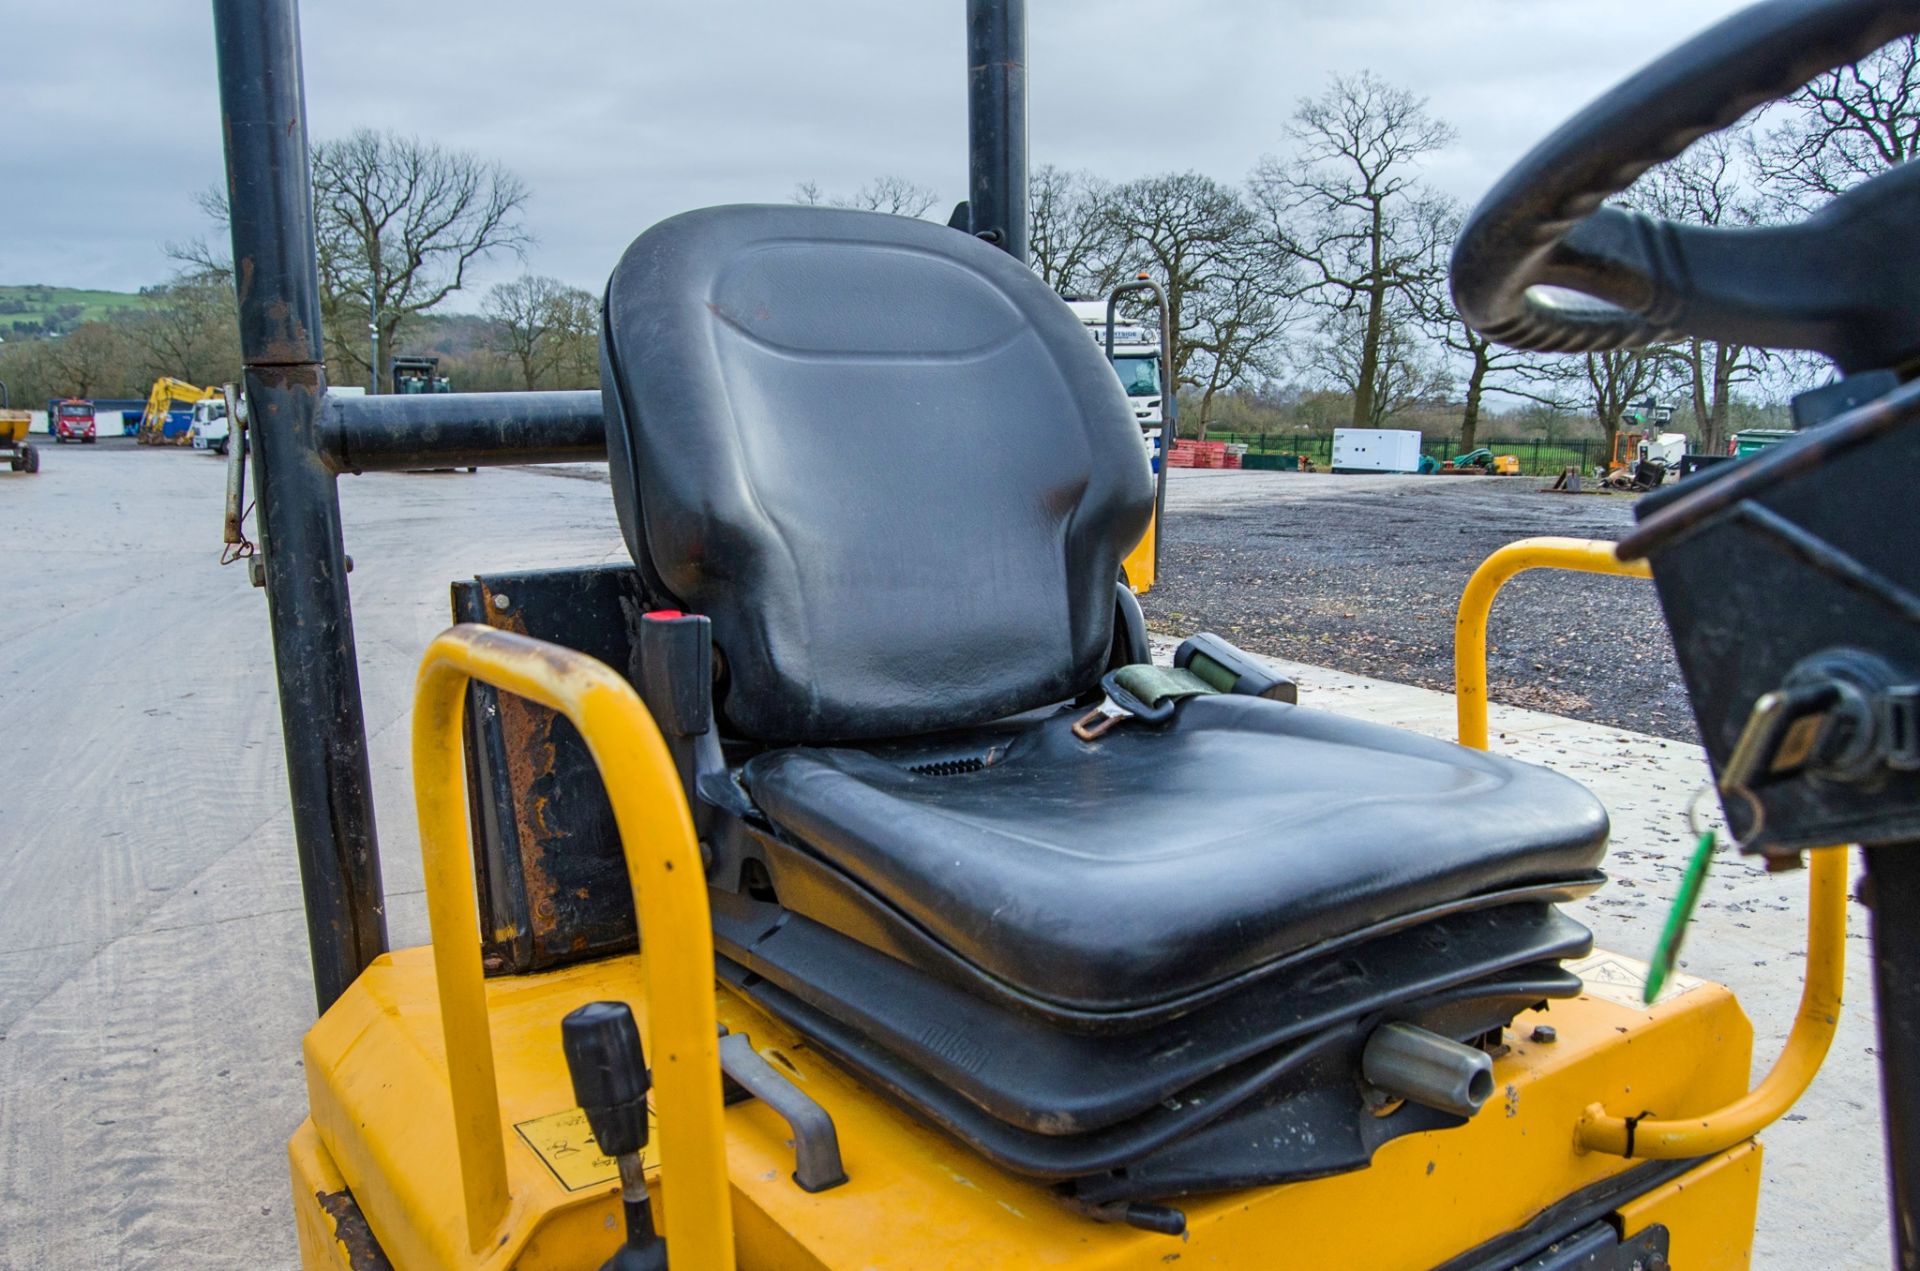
[1144,469,1694,740]
[0,448,1889,1267]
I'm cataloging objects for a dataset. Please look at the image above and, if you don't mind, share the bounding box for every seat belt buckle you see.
[1073,699,1131,742]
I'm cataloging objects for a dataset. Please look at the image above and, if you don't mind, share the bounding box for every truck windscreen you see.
[1112,355,1159,397]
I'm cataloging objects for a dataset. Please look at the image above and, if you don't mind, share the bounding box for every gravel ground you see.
[1141,471,1698,741]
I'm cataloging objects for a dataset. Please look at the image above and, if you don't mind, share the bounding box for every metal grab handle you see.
[1577,845,1846,1157]
[718,1030,848,1192]
[412,624,734,1266]
[1452,537,1846,1159]
[1453,537,1653,750]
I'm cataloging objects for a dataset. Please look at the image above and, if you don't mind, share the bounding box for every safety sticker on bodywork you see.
[1569,951,1705,1008]
[514,1108,636,1191]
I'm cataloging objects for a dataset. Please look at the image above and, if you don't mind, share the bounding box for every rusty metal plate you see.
[452,563,647,974]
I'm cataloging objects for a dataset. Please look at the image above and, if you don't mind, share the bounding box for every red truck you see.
[53,399,96,444]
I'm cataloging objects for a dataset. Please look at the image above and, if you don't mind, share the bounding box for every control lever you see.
[562,1002,667,1271]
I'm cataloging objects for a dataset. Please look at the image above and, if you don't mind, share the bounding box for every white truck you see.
[188,397,234,455]
[1065,298,1163,430]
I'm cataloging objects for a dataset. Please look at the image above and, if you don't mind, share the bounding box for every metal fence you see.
[1205,432,1606,477]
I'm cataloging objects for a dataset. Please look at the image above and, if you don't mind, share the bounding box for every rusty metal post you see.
[213,0,387,1012]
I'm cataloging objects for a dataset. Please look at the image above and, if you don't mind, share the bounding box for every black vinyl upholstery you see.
[745,696,1608,1012]
[601,205,1153,743]
[588,204,1619,1193]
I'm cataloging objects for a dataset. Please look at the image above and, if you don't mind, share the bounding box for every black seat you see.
[598,204,1611,1195]
[745,695,1606,1014]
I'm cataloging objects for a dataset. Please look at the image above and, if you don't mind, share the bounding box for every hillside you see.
[0,284,154,337]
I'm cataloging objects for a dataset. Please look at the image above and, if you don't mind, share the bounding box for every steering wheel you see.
[1451,0,1920,374]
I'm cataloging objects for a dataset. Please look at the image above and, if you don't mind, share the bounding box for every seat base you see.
[714,891,1591,1196]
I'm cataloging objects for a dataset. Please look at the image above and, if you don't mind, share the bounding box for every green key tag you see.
[1645,830,1717,1004]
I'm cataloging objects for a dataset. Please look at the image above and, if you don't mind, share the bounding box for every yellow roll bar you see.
[412,624,734,1267]
[1577,847,1847,1157]
[1453,537,1846,1160]
[1453,537,1652,750]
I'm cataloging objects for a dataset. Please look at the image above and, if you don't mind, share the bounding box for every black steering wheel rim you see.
[1451,0,1920,367]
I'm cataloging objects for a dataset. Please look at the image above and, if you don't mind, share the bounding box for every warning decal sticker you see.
[1569,951,1706,1008]
[513,1107,637,1192]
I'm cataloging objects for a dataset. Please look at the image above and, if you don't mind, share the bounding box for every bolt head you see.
[491,593,512,612]
[1530,1025,1557,1044]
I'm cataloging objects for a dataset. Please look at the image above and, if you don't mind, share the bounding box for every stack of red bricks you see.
[1166,440,1241,470]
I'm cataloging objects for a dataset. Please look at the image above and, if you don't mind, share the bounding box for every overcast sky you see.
[11,0,1756,307]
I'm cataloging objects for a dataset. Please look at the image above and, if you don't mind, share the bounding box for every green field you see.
[0,284,152,332]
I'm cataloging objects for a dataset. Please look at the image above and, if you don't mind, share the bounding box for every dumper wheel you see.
[22,444,39,473]
[8,452,21,472]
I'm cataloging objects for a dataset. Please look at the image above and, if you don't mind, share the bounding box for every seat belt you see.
[1072,663,1223,741]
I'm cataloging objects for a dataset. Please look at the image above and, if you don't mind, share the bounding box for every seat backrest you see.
[601,205,1152,742]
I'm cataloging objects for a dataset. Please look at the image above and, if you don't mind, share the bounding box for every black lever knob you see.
[562,1001,651,1158]
[562,1002,666,1270]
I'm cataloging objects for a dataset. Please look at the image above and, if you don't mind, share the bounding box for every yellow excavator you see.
[206,0,1920,1267]
[136,376,217,445]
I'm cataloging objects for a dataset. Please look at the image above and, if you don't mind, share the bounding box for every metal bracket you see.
[717,1028,848,1192]
[219,382,264,586]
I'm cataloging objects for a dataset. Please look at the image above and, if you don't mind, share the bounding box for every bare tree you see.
[1750,35,1920,208]
[1615,131,1776,456]
[544,286,602,388]
[1583,348,1680,467]
[483,275,567,390]
[1311,305,1451,426]
[311,130,531,391]
[1028,165,1119,295]
[118,267,243,390]
[1253,71,1457,428]
[1183,258,1299,436]
[37,323,133,398]
[179,131,530,392]
[1411,200,1568,449]
[792,175,939,218]
[1101,172,1266,393]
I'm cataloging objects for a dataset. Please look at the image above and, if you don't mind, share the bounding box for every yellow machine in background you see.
[136,376,216,445]
[1,409,38,473]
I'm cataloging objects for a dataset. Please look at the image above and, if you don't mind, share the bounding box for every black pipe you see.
[320,390,606,473]
[1867,844,1920,1267]
[214,0,388,1012]
[966,0,1029,264]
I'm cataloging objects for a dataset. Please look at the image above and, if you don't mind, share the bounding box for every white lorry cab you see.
[1064,298,1163,429]
[188,397,232,454]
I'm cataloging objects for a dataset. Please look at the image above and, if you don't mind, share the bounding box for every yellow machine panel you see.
[292,941,1760,1270]
[1121,515,1157,594]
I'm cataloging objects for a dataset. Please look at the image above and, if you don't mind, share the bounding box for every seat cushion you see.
[600,205,1153,742]
[743,695,1608,1012]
